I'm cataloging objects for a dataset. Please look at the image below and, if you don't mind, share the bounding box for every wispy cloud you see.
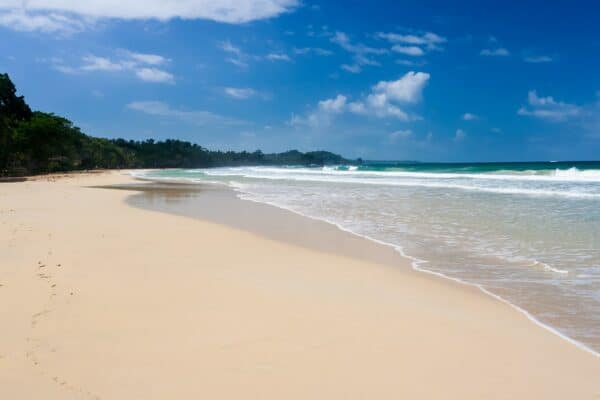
[52,50,174,83]
[341,64,361,73]
[135,68,174,83]
[224,87,266,100]
[392,45,425,56]
[378,30,446,55]
[388,129,413,142]
[80,55,126,72]
[454,128,466,142]
[266,53,291,62]
[331,31,387,73]
[124,51,169,66]
[218,40,251,68]
[524,55,553,63]
[0,9,88,35]
[480,48,510,56]
[518,90,581,121]
[293,47,332,56]
[0,0,299,34]
[378,31,446,47]
[462,112,478,121]
[127,101,244,125]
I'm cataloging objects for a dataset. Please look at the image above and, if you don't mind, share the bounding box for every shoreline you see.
[127,173,600,357]
[1,171,599,399]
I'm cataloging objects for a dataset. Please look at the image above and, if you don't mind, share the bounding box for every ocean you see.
[139,161,600,355]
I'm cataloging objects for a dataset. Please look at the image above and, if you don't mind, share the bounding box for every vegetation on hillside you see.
[0,73,353,176]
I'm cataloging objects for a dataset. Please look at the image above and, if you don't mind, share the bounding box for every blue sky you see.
[1,0,599,161]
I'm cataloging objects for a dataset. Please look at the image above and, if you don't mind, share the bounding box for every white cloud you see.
[377,31,446,50]
[266,53,291,62]
[224,87,258,99]
[331,31,386,55]
[127,101,243,125]
[341,64,361,74]
[395,59,426,67]
[524,55,553,63]
[389,129,413,142]
[219,41,242,56]
[454,129,466,141]
[0,0,299,34]
[293,47,332,56]
[371,71,430,104]
[54,50,174,83]
[462,112,478,121]
[81,55,127,71]
[331,31,387,73]
[318,94,347,113]
[346,71,430,119]
[225,58,249,68]
[124,51,169,66]
[135,68,174,83]
[291,71,430,127]
[0,9,87,34]
[290,94,347,128]
[480,48,510,56]
[218,41,253,68]
[391,45,424,56]
[517,90,581,121]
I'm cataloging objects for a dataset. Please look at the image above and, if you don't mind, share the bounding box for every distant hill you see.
[0,73,353,176]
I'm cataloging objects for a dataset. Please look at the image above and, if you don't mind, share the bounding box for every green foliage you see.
[0,73,352,176]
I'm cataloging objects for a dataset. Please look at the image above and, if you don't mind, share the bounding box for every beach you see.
[1,171,598,399]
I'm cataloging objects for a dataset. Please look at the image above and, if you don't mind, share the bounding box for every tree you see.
[0,73,32,122]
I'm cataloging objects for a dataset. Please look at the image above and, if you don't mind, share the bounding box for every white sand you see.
[1,171,598,399]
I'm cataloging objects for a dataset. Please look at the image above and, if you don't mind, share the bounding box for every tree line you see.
[0,73,354,176]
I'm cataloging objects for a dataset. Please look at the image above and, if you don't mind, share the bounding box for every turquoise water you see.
[140,161,600,355]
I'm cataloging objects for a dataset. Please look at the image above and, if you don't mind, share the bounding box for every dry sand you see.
[0,171,598,399]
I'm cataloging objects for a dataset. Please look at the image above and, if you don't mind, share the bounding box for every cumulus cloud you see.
[480,48,510,56]
[517,90,581,121]
[318,94,347,113]
[127,101,243,125]
[370,71,430,104]
[53,50,174,83]
[462,112,478,121]
[0,0,299,34]
[290,94,347,127]
[291,71,430,127]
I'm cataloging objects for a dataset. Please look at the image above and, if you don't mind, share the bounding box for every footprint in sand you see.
[27,262,101,400]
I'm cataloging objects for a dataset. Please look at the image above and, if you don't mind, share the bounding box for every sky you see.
[0,0,599,162]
